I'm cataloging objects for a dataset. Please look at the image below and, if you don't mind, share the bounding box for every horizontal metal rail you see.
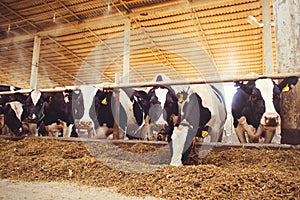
[1,135,299,150]
[0,72,299,95]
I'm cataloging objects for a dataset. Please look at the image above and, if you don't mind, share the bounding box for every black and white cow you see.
[231,76,298,143]
[0,86,28,135]
[78,80,175,140]
[37,89,84,137]
[13,89,84,137]
[91,88,150,140]
[169,84,227,166]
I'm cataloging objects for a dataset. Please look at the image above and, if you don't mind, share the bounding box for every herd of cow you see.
[0,74,298,166]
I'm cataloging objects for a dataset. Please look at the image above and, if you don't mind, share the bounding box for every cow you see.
[81,82,171,140]
[106,74,179,140]
[0,86,29,136]
[169,84,227,166]
[231,76,298,143]
[37,89,84,137]
[91,88,150,140]
[13,89,84,137]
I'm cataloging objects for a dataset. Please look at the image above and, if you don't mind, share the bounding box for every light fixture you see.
[247,15,264,28]
[53,13,56,22]
[7,24,11,31]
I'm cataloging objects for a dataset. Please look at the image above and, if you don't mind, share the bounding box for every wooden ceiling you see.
[0,0,277,89]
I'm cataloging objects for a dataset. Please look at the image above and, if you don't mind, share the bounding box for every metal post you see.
[113,88,120,140]
[262,0,274,75]
[30,35,41,90]
[113,73,120,140]
[273,0,300,144]
[273,0,300,73]
[123,19,130,84]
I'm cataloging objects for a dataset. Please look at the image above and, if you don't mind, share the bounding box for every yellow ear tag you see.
[178,93,184,103]
[282,84,290,93]
[101,97,108,105]
[202,130,208,138]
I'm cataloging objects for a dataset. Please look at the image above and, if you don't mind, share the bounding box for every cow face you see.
[71,89,84,120]
[255,79,281,128]
[130,90,149,126]
[91,90,114,128]
[148,85,179,133]
[23,90,48,123]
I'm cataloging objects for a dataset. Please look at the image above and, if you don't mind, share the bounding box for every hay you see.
[0,137,299,199]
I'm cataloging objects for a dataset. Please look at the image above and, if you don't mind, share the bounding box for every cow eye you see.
[250,94,257,102]
[273,93,280,100]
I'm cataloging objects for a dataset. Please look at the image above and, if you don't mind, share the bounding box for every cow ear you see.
[278,76,298,92]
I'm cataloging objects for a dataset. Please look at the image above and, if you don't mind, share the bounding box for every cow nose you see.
[157,134,163,141]
[261,113,280,127]
[27,114,38,123]
[29,114,37,120]
[152,121,168,131]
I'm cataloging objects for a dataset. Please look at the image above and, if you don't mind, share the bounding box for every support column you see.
[113,73,120,140]
[122,19,130,84]
[30,35,41,90]
[262,0,274,75]
[273,0,300,144]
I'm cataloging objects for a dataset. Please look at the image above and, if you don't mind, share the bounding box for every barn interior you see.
[0,2,300,199]
[0,0,299,139]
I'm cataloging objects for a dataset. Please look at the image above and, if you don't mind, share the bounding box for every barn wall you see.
[273,0,300,144]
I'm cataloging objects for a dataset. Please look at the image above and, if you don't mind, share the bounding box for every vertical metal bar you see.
[30,35,41,89]
[123,19,130,83]
[273,0,300,144]
[262,0,274,75]
[113,73,120,140]
[113,88,120,140]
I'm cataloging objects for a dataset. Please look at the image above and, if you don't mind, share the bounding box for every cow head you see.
[232,76,298,143]
[23,90,48,123]
[130,90,149,126]
[92,90,114,128]
[147,85,179,134]
[71,89,85,120]
[3,101,24,135]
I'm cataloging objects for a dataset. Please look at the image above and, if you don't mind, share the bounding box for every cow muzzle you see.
[261,112,280,128]
[26,116,38,123]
